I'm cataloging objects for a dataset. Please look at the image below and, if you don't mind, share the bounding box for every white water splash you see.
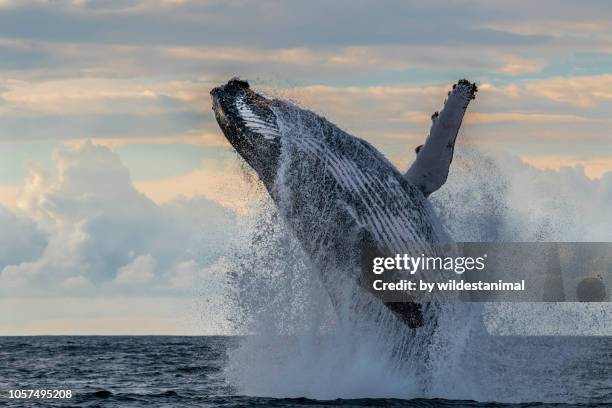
[222,142,610,403]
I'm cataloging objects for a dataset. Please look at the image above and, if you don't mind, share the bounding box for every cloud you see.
[0,205,46,268]
[0,77,596,197]
[275,82,601,134]
[0,141,238,296]
[498,60,543,74]
[0,43,547,117]
[0,2,605,98]
[403,111,590,125]
[114,254,156,284]
[0,1,548,48]
[0,184,19,207]
[2,75,610,177]
[466,112,591,124]
[0,76,216,142]
[165,256,228,291]
[134,157,261,212]
[0,77,213,116]
[161,45,547,75]
[2,0,602,110]
[526,74,612,107]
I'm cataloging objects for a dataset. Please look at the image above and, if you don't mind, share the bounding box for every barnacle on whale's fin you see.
[405,79,477,197]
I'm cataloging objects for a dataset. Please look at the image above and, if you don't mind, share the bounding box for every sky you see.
[0,0,611,335]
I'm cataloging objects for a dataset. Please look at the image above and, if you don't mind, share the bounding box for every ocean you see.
[0,335,610,407]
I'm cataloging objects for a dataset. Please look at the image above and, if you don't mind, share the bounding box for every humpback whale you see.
[211,78,476,329]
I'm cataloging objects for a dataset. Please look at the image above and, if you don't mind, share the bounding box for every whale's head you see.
[211,78,282,187]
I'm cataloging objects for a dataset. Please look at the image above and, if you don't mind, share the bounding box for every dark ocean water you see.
[0,336,610,408]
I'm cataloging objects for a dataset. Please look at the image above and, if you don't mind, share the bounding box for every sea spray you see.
[219,112,610,403]
[224,204,426,398]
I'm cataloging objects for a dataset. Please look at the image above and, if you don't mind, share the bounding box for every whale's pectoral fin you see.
[405,79,477,197]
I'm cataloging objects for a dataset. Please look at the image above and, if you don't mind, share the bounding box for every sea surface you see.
[0,336,610,408]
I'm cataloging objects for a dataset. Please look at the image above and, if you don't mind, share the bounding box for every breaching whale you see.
[211,78,476,329]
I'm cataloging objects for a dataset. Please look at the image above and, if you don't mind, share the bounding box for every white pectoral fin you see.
[405,79,477,196]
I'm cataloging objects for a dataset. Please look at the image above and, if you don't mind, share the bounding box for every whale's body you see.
[211,78,476,329]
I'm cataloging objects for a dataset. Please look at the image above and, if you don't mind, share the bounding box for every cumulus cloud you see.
[0,205,46,268]
[114,254,156,285]
[0,141,238,296]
